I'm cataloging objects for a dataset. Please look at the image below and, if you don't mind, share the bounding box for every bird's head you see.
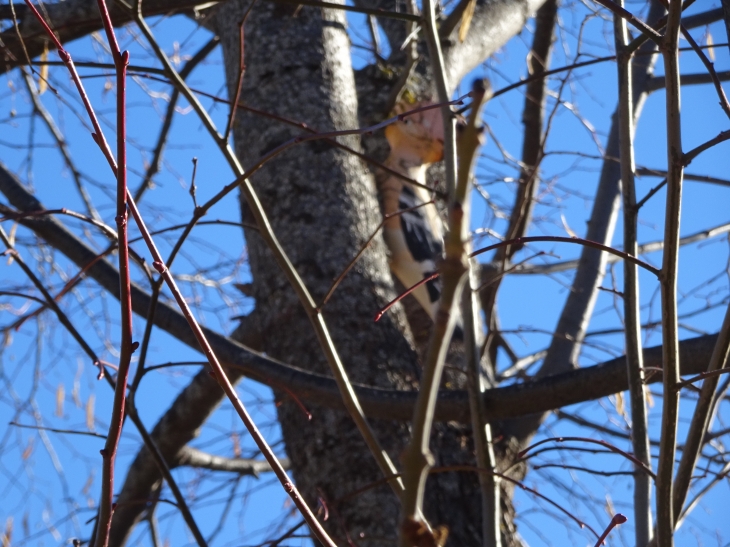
[384,102,445,165]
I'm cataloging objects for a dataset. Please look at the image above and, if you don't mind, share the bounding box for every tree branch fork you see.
[0,161,718,426]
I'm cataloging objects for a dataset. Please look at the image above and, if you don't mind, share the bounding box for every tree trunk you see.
[212,2,493,543]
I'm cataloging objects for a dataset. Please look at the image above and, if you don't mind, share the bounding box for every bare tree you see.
[0,1,729,546]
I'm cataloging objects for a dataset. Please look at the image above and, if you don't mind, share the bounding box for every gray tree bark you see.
[212,2,488,543]
[4,0,625,544]
[5,1,730,545]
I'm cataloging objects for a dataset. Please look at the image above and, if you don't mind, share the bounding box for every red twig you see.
[518,436,656,479]
[0,206,116,237]
[471,236,660,276]
[22,2,336,542]
[91,1,133,545]
[20,3,207,545]
[375,235,660,321]
[593,513,628,546]
[224,3,256,141]
[374,272,439,322]
[322,200,437,310]
[273,383,313,421]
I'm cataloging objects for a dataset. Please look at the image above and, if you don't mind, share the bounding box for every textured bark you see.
[213,2,485,544]
[441,0,546,94]
[9,0,697,544]
[0,160,717,429]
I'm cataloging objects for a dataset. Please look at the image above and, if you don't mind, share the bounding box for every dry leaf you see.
[86,394,95,431]
[605,493,615,517]
[72,381,81,408]
[526,51,535,76]
[2,516,13,547]
[707,31,715,62]
[55,383,65,418]
[73,359,83,408]
[81,471,94,496]
[613,391,626,420]
[21,437,34,460]
[39,43,48,95]
[231,432,241,458]
[7,223,16,247]
[431,526,449,547]
[560,213,578,238]
[5,224,17,266]
[458,0,477,43]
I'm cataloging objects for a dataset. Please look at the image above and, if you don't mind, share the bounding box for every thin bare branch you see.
[0,161,721,425]
[656,0,684,542]
[511,221,730,275]
[614,4,652,542]
[678,24,730,118]
[91,3,133,545]
[672,301,730,523]
[132,3,404,511]
[175,446,289,476]
[506,0,664,444]
[592,0,663,44]
[400,84,487,544]
[134,36,220,202]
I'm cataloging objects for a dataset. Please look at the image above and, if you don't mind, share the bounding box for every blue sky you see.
[1,1,729,545]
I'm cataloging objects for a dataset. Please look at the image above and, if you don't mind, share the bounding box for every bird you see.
[376,102,448,323]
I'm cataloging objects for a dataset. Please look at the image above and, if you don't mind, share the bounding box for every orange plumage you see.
[376,102,446,319]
